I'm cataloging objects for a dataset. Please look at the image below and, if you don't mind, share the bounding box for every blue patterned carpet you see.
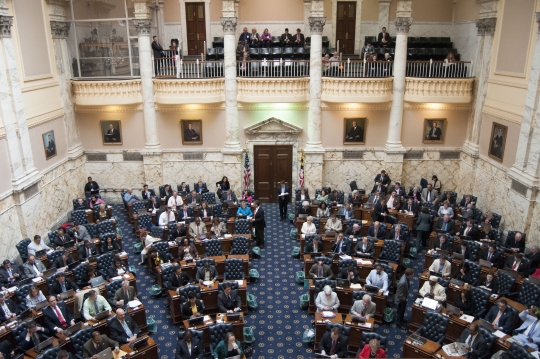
[113,203,426,358]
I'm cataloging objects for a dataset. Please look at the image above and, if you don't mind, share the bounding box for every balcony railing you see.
[322,60,394,78]
[237,59,309,77]
[406,60,473,78]
[154,55,224,79]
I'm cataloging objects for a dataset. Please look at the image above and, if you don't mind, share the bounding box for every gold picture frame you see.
[423,118,446,144]
[488,122,507,162]
[343,118,366,145]
[100,120,122,145]
[181,120,203,145]
[42,130,57,160]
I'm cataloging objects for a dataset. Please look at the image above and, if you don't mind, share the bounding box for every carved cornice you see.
[394,17,413,34]
[244,117,303,135]
[50,21,71,39]
[133,19,152,35]
[308,17,326,34]
[477,0,498,19]
[220,17,237,35]
[396,1,412,18]
[476,17,496,36]
[45,0,69,21]
[0,16,12,38]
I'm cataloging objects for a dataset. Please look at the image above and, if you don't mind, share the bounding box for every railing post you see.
[196,58,200,78]
[363,58,366,78]
[180,58,183,79]
[203,41,206,60]
[429,59,432,78]
[444,59,448,78]
[347,58,350,77]
[175,55,180,78]
[470,60,474,78]
[152,55,155,78]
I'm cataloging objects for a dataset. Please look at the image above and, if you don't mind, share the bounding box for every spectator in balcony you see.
[249,28,260,48]
[239,52,249,74]
[238,27,251,43]
[445,52,456,63]
[293,28,305,47]
[152,35,164,75]
[280,28,293,47]
[236,41,249,58]
[378,27,390,47]
[361,40,374,60]
[169,39,179,56]
[322,54,331,73]
[382,53,393,76]
[261,28,272,48]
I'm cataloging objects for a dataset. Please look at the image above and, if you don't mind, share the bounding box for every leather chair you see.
[48,231,59,246]
[15,283,34,310]
[488,229,503,246]
[178,285,202,305]
[224,258,244,280]
[46,273,60,294]
[230,236,249,255]
[72,261,89,287]
[131,201,146,215]
[295,201,303,215]
[303,234,317,253]
[73,198,88,210]
[508,342,535,359]
[106,313,117,328]
[209,323,233,358]
[497,270,516,296]
[137,214,152,230]
[152,241,173,262]
[85,223,98,239]
[379,240,401,263]
[442,191,457,204]
[120,190,128,208]
[234,219,251,235]
[489,212,502,229]
[70,326,93,359]
[216,48,225,60]
[314,256,333,268]
[463,259,481,285]
[168,222,179,240]
[359,332,387,352]
[437,276,450,288]
[213,203,223,217]
[293,47,305,59]
[477,326,495,359]
[460,195,478,205]
[212,37,224,48]
[415,311,449,344]
[202,192,216,204]
[16,238,32,263]
[150,226,164,240]
[11,320,30,350]
[282,47,294,59]
[162,263,179,290]
[314,279,336,294]
[312,217,321,233]
[99,234,118,253]
[177,184,190,193]
[462,240,480,261]
[470,286,489,319]
[71,210,88,225]
[472,208,483,223]
[47,249,64,266]
[218,281,239,291]
[295,188,309,197]
[351,291,372,302]
[97,220,115,236]
[35,346,61,359]
[206,48,216,60]
[96,252,115,279]
[105,279,123,307]
[196,258,215,269]
[507,230,527,244]
[345,219,362,233]
[205,239,223,257]
[517,281,540,306]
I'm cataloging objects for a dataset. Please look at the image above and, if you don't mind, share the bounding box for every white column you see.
[378,0,392,30]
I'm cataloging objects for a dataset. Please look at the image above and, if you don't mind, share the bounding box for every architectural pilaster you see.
[378,0,392,31]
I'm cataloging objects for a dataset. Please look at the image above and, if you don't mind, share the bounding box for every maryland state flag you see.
[299,150,305,187]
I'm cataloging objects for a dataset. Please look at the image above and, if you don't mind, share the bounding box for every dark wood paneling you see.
[336,2,356,55]
[254,146,293,203]
[186,3,206,56]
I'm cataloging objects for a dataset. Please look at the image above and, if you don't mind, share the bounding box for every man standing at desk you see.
[217,283,242,313]
[110,308,140,345]
[277,180,289,222]
[366,264,388,293]
[251,200,266,249]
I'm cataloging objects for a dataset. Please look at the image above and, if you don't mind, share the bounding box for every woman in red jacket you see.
[358,339,386,358]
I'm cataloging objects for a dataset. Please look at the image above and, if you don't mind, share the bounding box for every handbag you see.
[243,344,254,357]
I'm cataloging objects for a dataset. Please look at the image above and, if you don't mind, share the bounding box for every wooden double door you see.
[185,2,206,55]
[335,1,357,55]
[254,146,293,203]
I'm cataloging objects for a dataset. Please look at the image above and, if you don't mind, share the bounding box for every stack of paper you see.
[350,284,362,289]
[236,280,244,286]
[127,300,142,308]
[421,297,438,310]
[493,330,506,338]
[112,276,123,281]
[340,255,352,260]
[32,277,41,283]
[460,314,474,323]
[321,311,335,318]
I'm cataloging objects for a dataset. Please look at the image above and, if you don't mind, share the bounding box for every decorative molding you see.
[72,80,142,106]
[403,102,471,111]
[244,117,303,135]
[74,105,143,113]
[478,0,498,19]
[321,77,393,103]
[154,78,225,104]
[220,17,237,35]
[133,19,152,35]
[156,104,225,112]
[237,78,309,103]
[482,107,522,125]
[239,103,308,111]
[86,153,107,162]
[0,16,12,38]
[394,17,413,34]
[404,78,474,103]
[308,17,326,34]
[322,103,391,111]
[476,18,496,36]
[27,108,65,129]
[50,21,70,39]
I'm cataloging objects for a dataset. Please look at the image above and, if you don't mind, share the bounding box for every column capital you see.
[0,15,12,38]
[50,21,71,39]
[394,17,413,34]
[308,17,326,34]
[133,19,152,35]
[477,0,498,19]
[220,17,237,35]
[476,17,496,36]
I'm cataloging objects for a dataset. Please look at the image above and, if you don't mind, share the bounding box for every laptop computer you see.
[59,289,74,300]
[68,260,80,270]
[35,300,49,311]
[364,284,380,293]
[94,310,110,321]
[65,322,83,336]
[90,276,105,288]
[227,312,242,320]
[479,318,495,331]
[63,241,75,249]
[336,279,350,288]
[34,337,53,353]
[129,337,148,350]
[35,250,46,258]
[188,316,204,326]
[325,230,336,238]
[429,271,443,278]
[450,278,464,287]
[17,277,33,286]
[309,252,322,259]
[18,308,32,321]
[42,268,57,278]
[452,252,464,260]
[446,304,461,316]
[95,347,114,359]
[326,252,340,260]
[479,259,493,268]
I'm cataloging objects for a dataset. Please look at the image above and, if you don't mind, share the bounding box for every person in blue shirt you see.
[237,201,253,217]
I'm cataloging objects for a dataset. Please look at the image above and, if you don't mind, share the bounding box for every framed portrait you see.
[343,118,366,145]
[181,120,202,145]
[42,130,57,160]
[488,122,508,162]
[100,120,122,145]
[423,119,446,143]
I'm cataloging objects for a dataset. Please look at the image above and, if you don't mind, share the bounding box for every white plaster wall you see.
[452,21,478,62]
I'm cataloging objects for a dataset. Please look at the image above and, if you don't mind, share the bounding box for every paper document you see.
[306,329,315,338]
[224,234,232,238]
[32,277,41,283]
[460,314,474,323]
[203,315,211,321]
[359,323,372,328]
[123,274,130,279]
[340,255,352,260]
[321,311,335,318]
[127,300,142,308]
[236,280,244,286]
[443,342,468,356]
[112,276,123,281]
[350,284,362,289]
[421,297,438,310]
[493,330,506,338]
[531,352,539,359]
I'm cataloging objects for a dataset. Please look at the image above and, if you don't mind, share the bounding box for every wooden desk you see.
[434,348,466,359]
[397,212,416,228]
[25,337,69,358]
[343,314,374,354]
[403,336,441,358]
[120,336,158,359]
[219,312,245,342]
[314,312,343,350]
[409,303,468,343]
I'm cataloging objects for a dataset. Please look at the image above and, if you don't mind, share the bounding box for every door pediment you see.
[244,118,303,135]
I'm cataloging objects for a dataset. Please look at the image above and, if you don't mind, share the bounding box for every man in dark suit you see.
[280,28,293,46]
[378,27,390,46]
[371,199,389,222]
[345,120,363,142]
[0,340,14,359]
[251,200,266,248]
[152,36,163,75]
[367,222,386,239]
[338,265,360,284]
[504,253,529,276]
[435,214,455,235]
[309,261,333,279]
[184,123,200,142]
[105,124,120,143]
[403,198,419,214]
[526,245,540,275]
[395,268,414,329]
[277,180,290,221]
[458,242,474,261]
[345,223,362,238]
[374,170,391,187]
[146,195,160,212]
[43,296,75,334]
[305,236,323,254]
[194,181,208,194]
[318,327,348,358]
[484,299,515,334]
[54,228,72,247]
[84,177,100,198]
[432,235,452,252]
[355,237,375,257]
[79,241,98,260]
[388,224,406,241]
[426,121,442,140]
[292,28,305,47]
[170,266,193,292]
[331,233,350,254]
[195,262,218,283]
[186,191,202,205]
[109,308,140,345]
[0,293,20,322]
[141,184,153,201]
[112,281,138,307]
[456,323,487,359]
[479,245,501,265]
[505,232,525,253]
[175,329,204,359]
[460,195,475,209]
[83,331,119,359]
[458,220,477,238]
[179,205,194,220]
[182,292,204,319]
[220,189,237,204]
[20,321,49,351]
[50,272,79,296]
[52,252,75,269]
[0,260,22,285]
[371,181,386,196]
[217,283,241,313]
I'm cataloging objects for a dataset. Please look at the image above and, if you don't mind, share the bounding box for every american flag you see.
[299,150,305,187]
[243,152,251,190]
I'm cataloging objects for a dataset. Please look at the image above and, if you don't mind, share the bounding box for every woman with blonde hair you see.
[358,338,386,358]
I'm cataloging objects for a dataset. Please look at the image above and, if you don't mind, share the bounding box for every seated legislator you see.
[310,260,334,280]
[149,248,168,269]
[139,228,161,265]
[457,241,475,261]
[331,233,350,254]
[454,290,475,316]
[355,237,375,258]
[170,223,186,240]
[305,236,322,254]
[392,182,405,197]
[237,201,253,217]
[316,190,329,203]
[43,295,75,334]
[178,237,199,261]
[0,260,22,285]
[350,294,376,319]
[298,201,311,215]
[82,290,112,321]
[457,219,477,238]
[438,200,454,218]
[198,201,213,220]
[358,338,386,358]
[73,223,91,243]
[74,198,87,210]
[459,203,474,220]
[317,202,330,218]
[387,224,406,241]
[512,308,540,350]
[159,207,176,226]
[220,189,237,204]
[81,267,97,287]
[339,265,360,284]
[109,258,130,278]
[95,204,111,223]
[504,253,530,276]
[123,189,140,204]
[431,235,452,252]
[182,292,204,319]
[346,223,362,238]
[366,264,388,293]
[54,228,73,247]
[419,276,446,302]
[452,262,476,284]
[196,262,218,283]
[22,255,46,278]
[21,321,49,351]
[435,214,455,235]
[385,191,401,210]
[0,292,20,322]
[371,199,389,222]
[112,281,138,307]
[141,184,153,200]
[460,195,475,209]
[526,245,540,275]
[187,191,202,206]
[456,323,487,359]
[179,204,193,221]
[429,255,451,278]
[102,236,120,253]
[83,331,119,359]
[368,221,386,239]
[368,191,383,206]
[211,218,227,237]
[175,329,204,359]
[328,190,342,205]
[485,299,514,334]
[79,240,98,260]
[371,181,386,196]
[296,188,310,202]
[337,203,354,220]
[50,272,79,296]
[26,286,46,309]
[146,195,160,212]
[301,216,317,235]
[160,184,173,199]
[325,215,343,232]
[194,180,208,194]
[167,191,183,208]
[319,327,348,358]
[170,266,193,292]
[214,332,245,359]
[315,285,340,312]
[109,308,140,345]
[443,192,456,205]
[477,271,498,293]
[350,190,363,206]
[27,235,52,257]
[189,217,206,239]
[506,232,526,253]
[409,186,422,202]
[89,195,105,210]
[217,283,241,313]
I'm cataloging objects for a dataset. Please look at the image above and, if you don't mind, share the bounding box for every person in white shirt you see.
[138,228,161,265]
[167,191,183,208]
[315,285,340,312]
[419,275,447,302]
[365,264,388,293]
[325,215,343,232]
[438,200,454,218]
[27,235,52,256]
[301,216,317,235]
[158,207,176,226]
